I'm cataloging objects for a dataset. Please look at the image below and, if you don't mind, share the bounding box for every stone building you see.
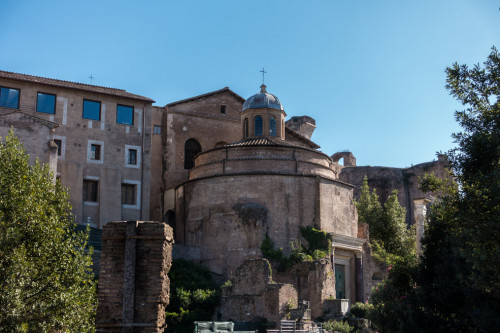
[0,70,154,228]
[1,69,447,322]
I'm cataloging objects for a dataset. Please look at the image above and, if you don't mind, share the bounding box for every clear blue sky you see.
[1,1,499,167]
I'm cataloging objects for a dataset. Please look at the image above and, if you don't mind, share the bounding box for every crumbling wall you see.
[220,259,298,324]
[340,157,449,225]
[273,259,335,320]
[96,221,173,333]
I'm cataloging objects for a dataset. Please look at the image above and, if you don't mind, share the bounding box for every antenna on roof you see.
[89,75,94,84]
[260,68,267,84]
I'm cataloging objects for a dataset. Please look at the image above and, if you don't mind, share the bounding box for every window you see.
[54,139,62,156]
[36,92,56,114]
[117,104,133,125]
[270,116,277,136]
[184,138,202,170]
[128,149,137,165]
[125,145,141,168]
[121,183,136,205]
[0,86,20,109]
[90,144,101,160]
[83,180,98,202]
[254,116,263,136]
[243,118,249,138]
[220,105,226,114]
[87,140,104,164]
[153,125,162,135]
[121,179,141,209]
[83,99,101,120]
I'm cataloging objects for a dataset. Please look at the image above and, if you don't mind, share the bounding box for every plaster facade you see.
[0,70,153,228]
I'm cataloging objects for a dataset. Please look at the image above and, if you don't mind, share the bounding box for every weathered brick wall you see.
[220,259,298,325]
[339,158,449,226]
[96,221,173,333]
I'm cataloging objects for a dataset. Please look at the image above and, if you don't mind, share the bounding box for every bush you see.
[322,320,354,333]
[349,302,374,319]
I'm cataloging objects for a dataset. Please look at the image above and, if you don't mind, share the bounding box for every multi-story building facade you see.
[0,70,154,228]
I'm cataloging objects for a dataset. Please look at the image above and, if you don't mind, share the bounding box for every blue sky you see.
[1,1,499,167]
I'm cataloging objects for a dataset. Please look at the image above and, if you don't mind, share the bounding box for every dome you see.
[242,84,283,111]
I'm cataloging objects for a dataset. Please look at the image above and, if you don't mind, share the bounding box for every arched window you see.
[269,116,277,136]
[184,139,201,170]
[243,118,249,138]
[254,116,263,136]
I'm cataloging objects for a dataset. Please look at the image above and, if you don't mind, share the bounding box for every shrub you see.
[348,302,374,319]
[322,319,354,333]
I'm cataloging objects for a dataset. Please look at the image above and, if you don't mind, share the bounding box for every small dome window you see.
[254,116,263,136]
[270,116,277,136]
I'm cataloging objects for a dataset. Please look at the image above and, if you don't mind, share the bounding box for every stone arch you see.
[184,138,202,170]
[331,151,356,167]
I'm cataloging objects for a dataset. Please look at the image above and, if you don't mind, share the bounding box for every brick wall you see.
[96,221,173,333]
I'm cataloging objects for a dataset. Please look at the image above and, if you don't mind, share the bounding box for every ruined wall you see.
[339,157,449,225]
[96,221,173,333]
[273,259,335,320]
[220,259,298,324]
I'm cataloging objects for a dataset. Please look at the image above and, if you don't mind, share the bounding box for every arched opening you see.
[269,116,277,136]
[243,118,249,138]
[164,210,176,238]
[254,116,263,136]
[214,141,227,148]
[184,138,201,169]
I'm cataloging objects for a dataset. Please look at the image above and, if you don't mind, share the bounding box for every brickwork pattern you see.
[96,221,173,333]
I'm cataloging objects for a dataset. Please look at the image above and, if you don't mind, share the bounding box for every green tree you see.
[370,47,500,332]
[0,131,96,332]
[355,177,415,265]
[165,259,219,333]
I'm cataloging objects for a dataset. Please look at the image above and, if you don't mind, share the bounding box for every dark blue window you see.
[270,116,277,136]
[83,99,101,120]
[0,86,20,109]
[36,92,56,114]
[117,104,134,125]
[254,116,263,136]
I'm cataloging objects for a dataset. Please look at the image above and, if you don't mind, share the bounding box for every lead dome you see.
[242,84,283,111]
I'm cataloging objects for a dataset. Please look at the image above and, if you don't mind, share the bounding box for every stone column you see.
[413,198,431,254]
[354,251,364,303]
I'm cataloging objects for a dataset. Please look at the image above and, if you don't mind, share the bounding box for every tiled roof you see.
[166,87,245,107]
[226,137,284,147]
[0,70,155,103]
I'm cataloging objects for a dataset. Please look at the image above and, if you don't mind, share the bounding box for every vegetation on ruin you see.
[355,178,415,265]
[369,47,500,332]
[165,259,219,333]
[0,131,96,332]
[322,319,355,333]
[261,228,330,271]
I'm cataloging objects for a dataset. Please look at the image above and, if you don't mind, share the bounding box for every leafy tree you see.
[165,259,219,333]
[370,47,500,332]
[0,131,96,332]
[355,177,415,265]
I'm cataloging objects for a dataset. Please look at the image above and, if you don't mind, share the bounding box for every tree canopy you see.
[0,131,96,332]
[369,47,500,332]
[356,177,415,265]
